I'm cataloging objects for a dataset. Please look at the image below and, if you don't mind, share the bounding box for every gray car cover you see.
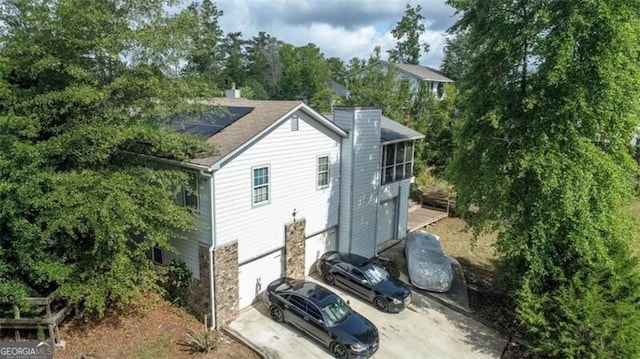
[405,231,453,292]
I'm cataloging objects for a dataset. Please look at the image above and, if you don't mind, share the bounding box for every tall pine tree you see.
[447,0,640,356]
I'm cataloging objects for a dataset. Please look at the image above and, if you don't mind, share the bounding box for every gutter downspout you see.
[348,113,356,254]
[199,168,217,330]
[373,145,381,257]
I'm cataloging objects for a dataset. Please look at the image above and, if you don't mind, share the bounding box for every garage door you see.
[305,227,337,275]
[238,249,284,309]
[376,198,397,247]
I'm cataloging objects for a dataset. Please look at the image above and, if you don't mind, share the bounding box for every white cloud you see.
[217,0,457,67]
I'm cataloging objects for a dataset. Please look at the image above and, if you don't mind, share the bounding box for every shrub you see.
[165,260,192,308]
[181,315,218,353]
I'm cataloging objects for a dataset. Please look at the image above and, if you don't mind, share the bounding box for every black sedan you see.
[262,277,379,359]
[316,251,412,313]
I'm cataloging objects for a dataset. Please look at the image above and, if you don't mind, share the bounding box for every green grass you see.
[130,336,174,359]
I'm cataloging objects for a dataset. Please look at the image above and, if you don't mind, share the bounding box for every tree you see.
[447,0,640,357]
[181,0,224,86]
[440,31,472,81]
[219,31,248,89]
[246,32,283,98]
[279,43,332,110]
[327,56,348,85]
[412,84,457,176]
[346,47,412,121]
[387,4,430,65]
[0,0,212,315]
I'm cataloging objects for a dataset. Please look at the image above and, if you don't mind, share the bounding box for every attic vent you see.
[290,116,299,131]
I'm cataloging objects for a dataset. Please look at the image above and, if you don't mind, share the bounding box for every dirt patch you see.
[425,217,534,358]
[53,293,258,359]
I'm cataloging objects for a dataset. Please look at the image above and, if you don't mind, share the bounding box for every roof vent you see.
[225,82,241,99]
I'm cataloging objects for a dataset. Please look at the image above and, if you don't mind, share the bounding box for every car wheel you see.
[330,342,348,359]
[373,296,389,312]
[323,272,335,285]
[269,305,284,323]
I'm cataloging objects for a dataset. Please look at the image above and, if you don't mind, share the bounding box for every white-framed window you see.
[177,172,198,209]
[291,116,299,131]
[151,247,163,265]
[252,165,270,206]
[381,142,414,185]
[317,155,329,189]
[183,172,198,209]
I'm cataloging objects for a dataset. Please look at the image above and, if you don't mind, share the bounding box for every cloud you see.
[217,0,458,67]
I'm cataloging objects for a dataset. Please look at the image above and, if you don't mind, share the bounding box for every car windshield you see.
[321,298,352,327]
[363,264,390,285]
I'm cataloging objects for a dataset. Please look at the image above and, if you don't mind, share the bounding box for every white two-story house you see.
[380,61,455,99]
[155,93,424,328]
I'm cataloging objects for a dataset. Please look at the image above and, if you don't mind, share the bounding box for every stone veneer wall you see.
[285,219,306,280]
[186,244,210,320]
[213,241,239,328]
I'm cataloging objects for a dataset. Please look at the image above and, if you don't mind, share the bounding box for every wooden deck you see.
[407,205,448,232]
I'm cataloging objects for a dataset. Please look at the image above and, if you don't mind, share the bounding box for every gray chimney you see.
[225,82,241,99]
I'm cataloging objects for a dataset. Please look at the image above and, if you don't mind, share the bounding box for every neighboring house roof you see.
[185,98,347,168]
[381,61,454,83]
[328,80,350,98]
[322,112,425,144]
[380,115,424,144]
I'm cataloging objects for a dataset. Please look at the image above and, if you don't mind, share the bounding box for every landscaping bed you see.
[54,293,258,359]
[428,217,534,358]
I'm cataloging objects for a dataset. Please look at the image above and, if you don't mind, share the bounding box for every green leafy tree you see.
[387,4,430,65]
[347,48,455,178]
[0,0,212,315]
[278,43,332,111]
[412,84,457,176]
[447,0,640,357]
[346,48,412,121]
[327,56,348,85]
[440,31,472,81]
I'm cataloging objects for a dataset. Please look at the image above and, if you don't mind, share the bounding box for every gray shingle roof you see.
[380,115,424,144]
[189,98,346,168]
[190,98,303,167]
[322,112,424,144]
[382,61,454,83]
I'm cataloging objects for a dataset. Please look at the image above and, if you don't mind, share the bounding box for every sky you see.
[215,0,459,68]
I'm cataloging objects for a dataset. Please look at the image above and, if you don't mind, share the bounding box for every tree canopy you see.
[447,0,640,356]
[0,0,212,315]
[387,4,430,65]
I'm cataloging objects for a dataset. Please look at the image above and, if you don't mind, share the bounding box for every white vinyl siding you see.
[317,155,329,189]
[305,227,337,275]
[166,172,212,279]
[337,108,381,258]
[213,110,342,262]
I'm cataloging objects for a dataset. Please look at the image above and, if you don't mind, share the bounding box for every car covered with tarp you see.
[405,231,453,292]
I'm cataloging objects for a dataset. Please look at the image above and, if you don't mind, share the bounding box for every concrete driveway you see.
[227,277,508,359]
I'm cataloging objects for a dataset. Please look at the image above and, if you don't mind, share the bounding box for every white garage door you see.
[376,198,397,247]
[238,249,284,309]
[305,227,337,275]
